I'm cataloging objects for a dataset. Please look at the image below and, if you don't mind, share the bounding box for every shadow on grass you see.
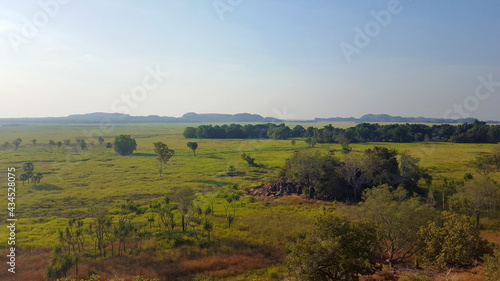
[32,184,63,191]
[250,163,275,170]
[194,180,232,187]
[132,153,157,157]
[204,154,225,160]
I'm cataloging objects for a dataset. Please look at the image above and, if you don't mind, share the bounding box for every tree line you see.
[183,120,500,143]
[2,136,111,152]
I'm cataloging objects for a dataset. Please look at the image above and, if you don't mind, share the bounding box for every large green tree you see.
[449,176,500,227]
[358,185,436,267]
[281,150,344,199]
[340,153,369,201]
[363,147,400,187]
[183,127,197,138]
[114,135,137,155]
[153,142,174,177]
[286,214,381,281]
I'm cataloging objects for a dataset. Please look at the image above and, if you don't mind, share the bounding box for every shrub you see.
[418,211,493,268]
[484,248,500,281]
[46,252,74,280]
[286,214,381,280]
[241,153,255,165]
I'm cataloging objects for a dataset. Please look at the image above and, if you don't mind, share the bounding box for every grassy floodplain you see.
[0,123,499,280]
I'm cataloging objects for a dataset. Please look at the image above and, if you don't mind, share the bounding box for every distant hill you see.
[180,112,280,123]
[315,114,495,124]
[0,112,497,126]
[0,112,281,126]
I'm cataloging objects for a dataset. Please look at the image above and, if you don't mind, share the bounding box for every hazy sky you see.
[1,0,500,120]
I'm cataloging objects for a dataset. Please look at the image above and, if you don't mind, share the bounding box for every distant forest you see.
[184,120,500,143]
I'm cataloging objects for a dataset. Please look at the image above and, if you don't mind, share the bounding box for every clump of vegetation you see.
[286,214,381,280]
[13,138,22,150]
[114,135,137,155]
[304,137,317,148]
[76,139,87,150]
[241,153,255,165]
[19,162,43,185]
[46,249,75,280]
[449,176,500,227]
[280,150,342,199]
[418,211,494,268]
[358,184,436,267]
[484,247,500,281]
[186,141,198,156]
[217,185,242,228]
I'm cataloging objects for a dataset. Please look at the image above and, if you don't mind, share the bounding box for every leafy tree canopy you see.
[286,214,381,281]
[114,135,137,155]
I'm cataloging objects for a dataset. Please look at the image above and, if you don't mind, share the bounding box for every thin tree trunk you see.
[182,215,185,232]
[476,212,480,228]
[442,192,445,209]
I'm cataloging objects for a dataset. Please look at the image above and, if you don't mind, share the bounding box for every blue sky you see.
[1,0,499,120]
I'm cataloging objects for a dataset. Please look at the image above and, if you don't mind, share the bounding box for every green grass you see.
[0,123,498,279]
